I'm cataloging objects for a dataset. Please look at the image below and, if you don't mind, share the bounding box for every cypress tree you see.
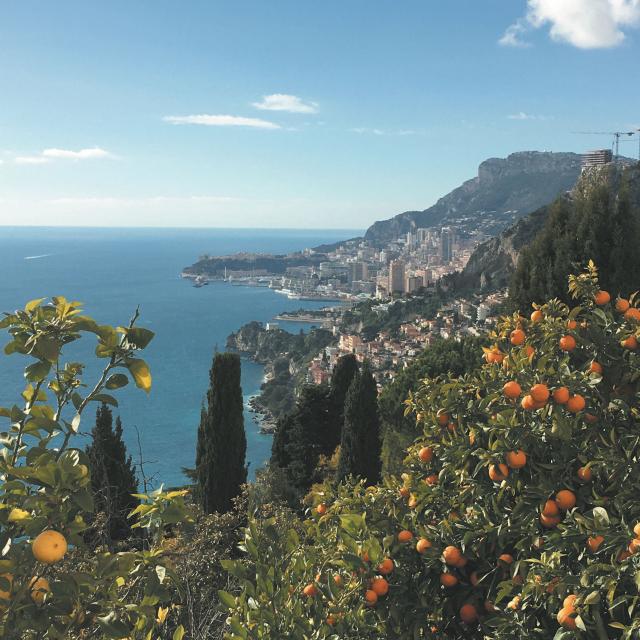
[325,354,359,455]
[195,352,247,513]
[86,405,139,540]
[336,363,382,485]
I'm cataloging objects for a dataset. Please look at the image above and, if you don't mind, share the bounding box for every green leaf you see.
[126,327,155,350]
[36,337,60,363]
[127,358,152,393]
[25,298,46,313]
[71,413,81,433]
[105,373,129,390]
[92,393,119,407]
[218,589,237,609]
[72,488,94,512]
[24,361,51,382]
[173,626,185,640]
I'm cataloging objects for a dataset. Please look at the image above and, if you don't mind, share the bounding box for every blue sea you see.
[0,227,358,487]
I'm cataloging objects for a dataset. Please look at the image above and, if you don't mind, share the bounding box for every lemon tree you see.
[223,264,640,639]
[0,297,192,639]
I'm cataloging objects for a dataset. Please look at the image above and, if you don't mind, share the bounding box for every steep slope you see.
[364,151,582,246]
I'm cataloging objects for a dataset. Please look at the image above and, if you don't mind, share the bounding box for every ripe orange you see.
[525,345,535,358]
[498,553,514,565]
[566,394,586,413]
[399,486,410,498]
[326,614,336,626]
[594,290,610,306]
[303,583,318,597]
[503,381,522,399]
[521,394,536,410]
[616,298,630,313]
[440,573,458,587]
[0,574,13,601]
[364,589,378,606]
[563,594,578,610]
[552,386,570,404]
[624,307,640,323]
[634,523,640,538]
[622,335,638,350]
[397,530,413,543]
[557,607,577,630]
[566,319,578,330]
[542,500,560,517]
[316,503,327,515]
[507,595,521,610]
[453,555,468,568]
[510,329,526,345]
[443,545,463,566]
[589,361,603,374]
[559,335,576,352]
[531,309,544,323]
[416,538,432,554]
[587,535,604,553]
[618,550,632,562]
[506,450,527,469]
[459,603,478,624]
[486,349,504,364]
[370,577,389,596]
[540,513,561,529]
[530,383,550,403]
[333,574,344,586]
[555,489,576,511]
[29,577,50,605]
[577,466,592,482]
[377,558,394,575]
[418,446,434,463]
[425,474,438,486]
[32,530,68,564]
[628,539,640,554]
[437,412,450,426]
[488,463,509,482]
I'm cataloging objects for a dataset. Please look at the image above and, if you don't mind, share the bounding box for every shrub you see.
[223,264,640,639]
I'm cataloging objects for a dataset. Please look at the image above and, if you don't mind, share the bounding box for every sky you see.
[1,0,639,229]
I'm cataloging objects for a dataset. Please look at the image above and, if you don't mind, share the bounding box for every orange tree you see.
[223,263,640,639]
[0,297,192,639]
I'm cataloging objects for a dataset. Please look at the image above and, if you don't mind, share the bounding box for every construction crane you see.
[573,130,637,158]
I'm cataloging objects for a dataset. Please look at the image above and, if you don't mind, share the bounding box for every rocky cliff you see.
[363,151,583,246]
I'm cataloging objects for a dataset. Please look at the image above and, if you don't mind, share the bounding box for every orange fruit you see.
[0,574,13,601]
[469,571,480,587]
[587,535,604,553]
[326,614,336,626]
[563,594,578,610]
[507,595,521,610]
[399,486,410,498]
[425,474,438,486]
[32,530,68,564]
[418,446,434,463]
[364,589,378,606]
[303,583,318,597]
[440,573,458,587]
[552,386,570,404]
[503,381,522,399]
[622,335,638,350]
[510,329,526,345]
[594,290,610,306]
[559,335,576,352]
[437,412,449,426]
[370,577,389,597]
[531,309,544,323]
[555,489,576,511]
[557,607,577,630]
[624,307,640,322]
[567,319,578,330]
[540,513,561,529]
[628,539,640,554]
[589,361,603,374]
[577,466,592,482]
[459,603,478,624]
[397,530,413,543]
[633,523,640,538]
[506,450,527,469]
[316,503,327,515]
[525,345,535,358]
[521,394,536,410]
[530,383,550,403]
[442,545,463,566]
[333,574,344,586]
[498,553,514,565]
[566,394,586,413]
[416,538,432,554]
[361,551,370,563]
[452,555,468,568]
[616,298,630,313]
[488,463,509,482]
[542,500,560,517]
[29,577,50,605]
[618,550,632,562]
[377,558,394,575]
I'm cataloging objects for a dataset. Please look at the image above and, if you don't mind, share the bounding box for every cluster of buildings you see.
[305,289,507,389]
[271,225,484,301]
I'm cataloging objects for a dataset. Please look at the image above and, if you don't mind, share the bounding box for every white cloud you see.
[350,127,424,136]
[501,0,640,49]
[42,147,113,160]
[252,94,319,114]
[163,114,281,129]
[15,156,51,165]
[507,111,549,120]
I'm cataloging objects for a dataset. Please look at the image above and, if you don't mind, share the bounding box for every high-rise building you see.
[348,262,368,283]
[389,260,405,294]
[440,227,455,264]
[581,149,613,171]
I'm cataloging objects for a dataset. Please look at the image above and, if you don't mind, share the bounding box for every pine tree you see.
[336,363,381,485]
[325,354,359,455]
[86,405,139,540]
[196,352,247,513]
